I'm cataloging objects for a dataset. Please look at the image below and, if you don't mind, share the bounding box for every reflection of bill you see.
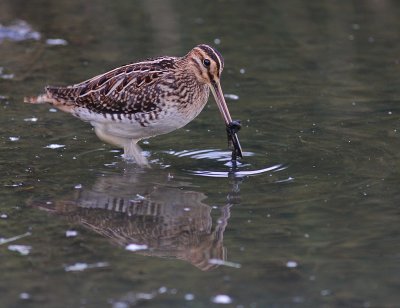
[34,168,235,271]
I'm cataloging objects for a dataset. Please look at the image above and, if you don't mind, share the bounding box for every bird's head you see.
[185,44,232,124]
[187,44,224,85]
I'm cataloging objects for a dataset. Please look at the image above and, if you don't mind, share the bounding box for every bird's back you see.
[44,56,179,115]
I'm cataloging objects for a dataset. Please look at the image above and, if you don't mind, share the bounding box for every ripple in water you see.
[168,149,290,179]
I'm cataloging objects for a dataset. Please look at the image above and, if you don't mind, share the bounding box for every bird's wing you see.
[45,56,177,114]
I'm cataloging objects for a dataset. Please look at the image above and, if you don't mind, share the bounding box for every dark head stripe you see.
[198,44,224,73]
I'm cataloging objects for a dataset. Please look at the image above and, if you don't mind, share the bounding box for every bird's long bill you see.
[210,81,243,158]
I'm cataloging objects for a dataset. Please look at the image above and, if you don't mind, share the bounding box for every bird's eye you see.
[203,59,211,67]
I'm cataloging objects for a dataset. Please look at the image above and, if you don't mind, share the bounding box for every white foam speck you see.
[0,20,41,42]
[19,292,30,300]
[46,38,68,46]
[125,243,148,252]
[49,108,57,112]
[64,261,108,272]
[224,94,239,100]
[65,263,87,272]
[24,117,38,122]
[9,136,20,142]
[211,294,232,304]
[0,232,31,245]
[185,293,195,301]
[135,194,145,200]
[8,244,31,255]
[209,258,241,268]
[1,213,8,219]
[74,184,82,189]
[0,67,14,80]
[137,293,154,300]
[320,289,331,296]
[45,144,65,149]
[286,260,298,268]
[112,302,128,308]
[158,286,167,294]
[66,230,78,237]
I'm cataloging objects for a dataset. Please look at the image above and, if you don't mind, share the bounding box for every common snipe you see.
[25,44,242,165]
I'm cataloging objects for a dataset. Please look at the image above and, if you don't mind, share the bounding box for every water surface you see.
[1,1,400,307]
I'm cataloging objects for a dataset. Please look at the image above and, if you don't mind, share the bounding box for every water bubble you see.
[112,302,128,308]
[64,262,108,272]
[286,260,298,268]
[19,292,30,300]
[125,243,148,252]
[137,293,154,300]
[224,94,239,100]
[214,38,221,45]
[158,286,167,294]
[135,194,145,200]
[0,20,41,42]
[24,117,38,122]
[8,244,32,256]
[185,293,195,301]
[0,67,14,80]
[65,263,88,272]
[46,38,68,46]
[170,288,177,295]
[292,296,304,303]
[211,294,233,304]
[66,230,78,237]
[320,289,331,296]
[209,259,241,268]
[45,144,65,149]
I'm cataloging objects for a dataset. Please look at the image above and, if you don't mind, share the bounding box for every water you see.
[1,0,400,307]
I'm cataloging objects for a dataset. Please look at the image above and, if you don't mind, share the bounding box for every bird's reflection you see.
[36,166,240,271]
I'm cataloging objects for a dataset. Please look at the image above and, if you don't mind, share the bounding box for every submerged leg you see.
[94,125,149,166]
[123,140,149,167]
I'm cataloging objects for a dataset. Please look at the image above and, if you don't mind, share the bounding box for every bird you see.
[25,44,242,166]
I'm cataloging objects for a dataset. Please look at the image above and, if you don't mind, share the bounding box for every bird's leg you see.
[93,125,149,167]
[226,120,243,161]
[124,140,149,167]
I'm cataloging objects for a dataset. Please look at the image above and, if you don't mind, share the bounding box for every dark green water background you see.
[1,1,400,307]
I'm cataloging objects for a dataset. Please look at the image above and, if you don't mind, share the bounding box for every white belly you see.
[73,99,207,142]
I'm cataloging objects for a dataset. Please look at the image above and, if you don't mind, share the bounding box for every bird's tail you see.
[23,93,51,104]
[24,87,75,113]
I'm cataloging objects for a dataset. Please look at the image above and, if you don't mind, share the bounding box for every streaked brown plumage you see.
[25,44,242,165]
